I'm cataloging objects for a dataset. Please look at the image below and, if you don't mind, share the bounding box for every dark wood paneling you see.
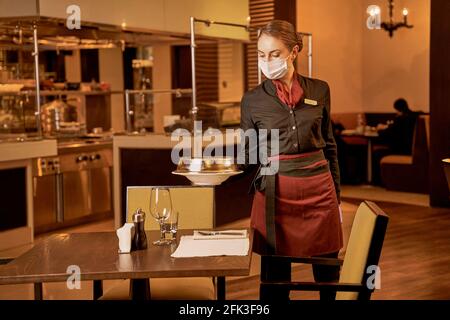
[245,0,297,90]
[171,45,193,118]
[42,50,67,82]
[85,95,111,131]
[80,49,99,83]
[196,43,219,103]
[171,45,192,89]
[123,47,137,90]
[170,44,217,119]
[430,0,450,207]
[245,0,275,90]
[171,44,219,101]
[274,0,297,27]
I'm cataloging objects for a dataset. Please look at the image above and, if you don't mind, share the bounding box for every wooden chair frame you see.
[260,201,389,301]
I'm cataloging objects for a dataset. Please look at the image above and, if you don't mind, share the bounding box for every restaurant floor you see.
[1,187,449,300]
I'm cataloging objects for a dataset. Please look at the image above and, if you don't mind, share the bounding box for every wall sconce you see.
[380,0,414,37]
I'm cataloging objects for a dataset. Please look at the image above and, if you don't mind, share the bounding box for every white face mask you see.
[259,56,289,80]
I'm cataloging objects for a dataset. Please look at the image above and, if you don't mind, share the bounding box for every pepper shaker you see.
[132,208,148,250]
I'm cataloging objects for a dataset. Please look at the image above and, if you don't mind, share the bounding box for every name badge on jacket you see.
[304,98,318,106]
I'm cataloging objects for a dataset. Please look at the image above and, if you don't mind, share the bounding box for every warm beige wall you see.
[362,0,430,113]
[38,0,249,41]
[0,0,39,17]
[152,45,172,134]
[297,0,364,114]
[218,41,244,102]
[99,48,125,131]
[297,0,430,114]
[164,0,249,40]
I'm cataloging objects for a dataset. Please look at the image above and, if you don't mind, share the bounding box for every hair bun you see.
[296,32,304,52]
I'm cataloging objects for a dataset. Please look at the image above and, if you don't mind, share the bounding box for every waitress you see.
[239,20,343,300]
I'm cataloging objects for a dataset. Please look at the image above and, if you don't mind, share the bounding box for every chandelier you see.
[368,0,414,38]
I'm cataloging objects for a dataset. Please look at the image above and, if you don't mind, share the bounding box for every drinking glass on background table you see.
[161,211,179,243]
[149,187,173,245]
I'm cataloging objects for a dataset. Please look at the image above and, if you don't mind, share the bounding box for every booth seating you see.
[100,186,216,300]
[380,115,430,194]
[260,201,389,300]
[443,159,450,196]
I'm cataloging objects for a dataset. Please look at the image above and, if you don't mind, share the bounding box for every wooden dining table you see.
[341,130,380,184]
[0,229,253,300]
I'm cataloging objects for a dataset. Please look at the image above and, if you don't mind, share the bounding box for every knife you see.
[197,231,245,236]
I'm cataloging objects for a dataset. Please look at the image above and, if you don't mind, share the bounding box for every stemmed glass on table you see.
[149,187,175,245]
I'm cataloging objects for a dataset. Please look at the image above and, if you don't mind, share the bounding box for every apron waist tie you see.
[265,173,277,254]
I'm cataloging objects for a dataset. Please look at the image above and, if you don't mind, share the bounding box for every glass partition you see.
[124,89,193,134]
[0,45,41,139]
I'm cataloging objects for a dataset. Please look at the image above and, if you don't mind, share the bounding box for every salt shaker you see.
[132,208,148,250]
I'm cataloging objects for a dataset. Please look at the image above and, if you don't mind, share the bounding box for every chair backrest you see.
[443,159,450,195]
[336,201,389,300]
[126,186,215,230]
[412,115,430,165]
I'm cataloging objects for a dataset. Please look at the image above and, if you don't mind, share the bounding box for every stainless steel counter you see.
[33,136,113,234]
[0,138,57,163]
[57,137,113,154]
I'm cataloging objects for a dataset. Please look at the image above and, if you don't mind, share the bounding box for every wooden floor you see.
[1,197,450,300]
[227,199,450,300]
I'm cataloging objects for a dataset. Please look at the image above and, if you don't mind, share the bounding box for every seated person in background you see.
[376,98,418,155]
[372,98,419,185]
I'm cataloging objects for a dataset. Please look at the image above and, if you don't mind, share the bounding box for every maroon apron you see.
[250,150,343,257]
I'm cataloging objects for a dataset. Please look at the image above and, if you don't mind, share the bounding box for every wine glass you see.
[149,187,173,245]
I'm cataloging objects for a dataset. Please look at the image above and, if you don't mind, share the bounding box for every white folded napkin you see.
[171,235,249,258]
[192,229,248,240]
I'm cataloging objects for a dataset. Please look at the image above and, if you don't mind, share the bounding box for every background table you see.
[341,131,380,184]
[0,229,253,300]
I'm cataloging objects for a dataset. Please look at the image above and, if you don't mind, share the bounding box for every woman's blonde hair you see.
[258,20,303,52]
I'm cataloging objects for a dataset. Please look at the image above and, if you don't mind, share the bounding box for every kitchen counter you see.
[57,137,113,154]
[113,131,241,150]
[0,139,57,163]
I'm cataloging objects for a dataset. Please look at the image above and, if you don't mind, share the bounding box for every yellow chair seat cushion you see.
[100,277,215,300]
[380,155,413,165]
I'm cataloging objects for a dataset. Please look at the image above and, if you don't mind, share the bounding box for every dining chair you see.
[99,186,216,300]
[260,200,389,300]
[126,186,215,230]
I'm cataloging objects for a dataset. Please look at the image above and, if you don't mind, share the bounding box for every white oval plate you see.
[172,170,243,186]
